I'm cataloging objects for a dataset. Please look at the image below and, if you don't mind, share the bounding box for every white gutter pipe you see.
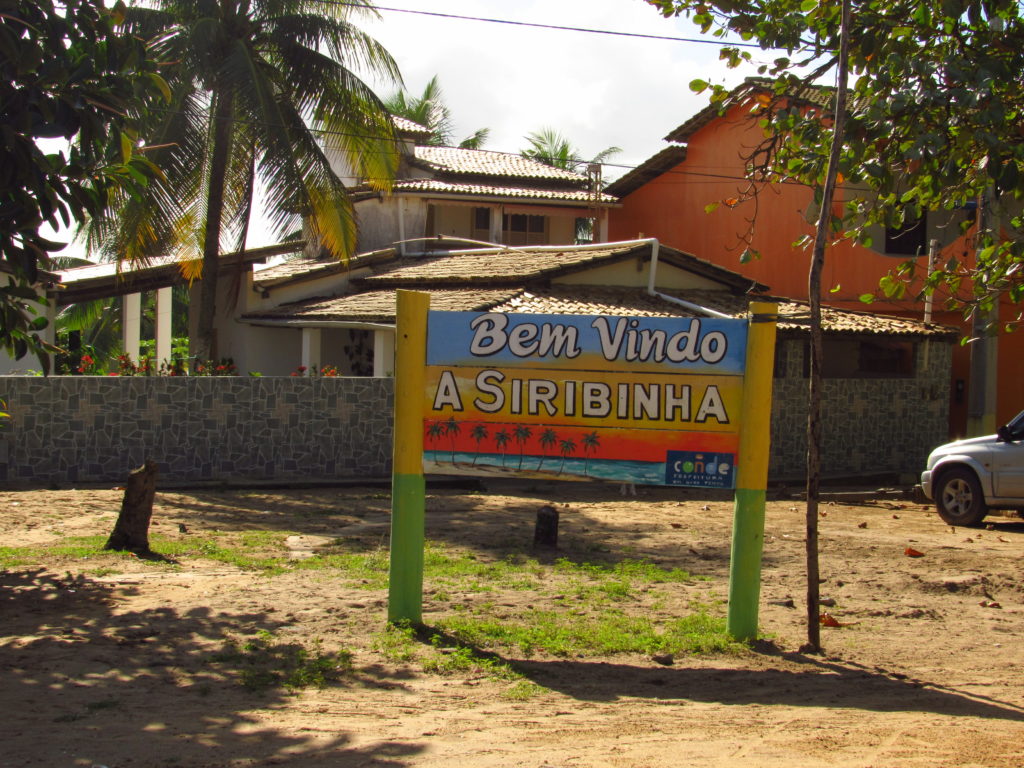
[642,237,733,319]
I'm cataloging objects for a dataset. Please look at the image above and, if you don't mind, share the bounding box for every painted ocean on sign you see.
[423,449,736,488]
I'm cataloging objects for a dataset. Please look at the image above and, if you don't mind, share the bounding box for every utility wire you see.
[329,1,765,49]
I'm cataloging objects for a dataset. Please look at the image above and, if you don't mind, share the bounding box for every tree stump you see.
[104,460,158,554]
[534,504,559,549]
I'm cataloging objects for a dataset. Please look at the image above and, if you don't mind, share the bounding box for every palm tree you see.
[520,128,620,174]
[520,128,620,243]
[444,416,461,463]
[558,437,577,476]
[494,429,511,467]
[470,423,488,465]
[538,428,557,471]
[581,431,601,476]
[384,75,489,148]
[513,424,533,471]
[101,0,401,363]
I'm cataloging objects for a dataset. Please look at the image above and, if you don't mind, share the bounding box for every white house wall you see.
[355,196,428,253]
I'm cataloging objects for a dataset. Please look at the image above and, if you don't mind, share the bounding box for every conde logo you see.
[664,450,735,489]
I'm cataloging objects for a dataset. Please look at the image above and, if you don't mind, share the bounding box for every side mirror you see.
[997,425,1012,442]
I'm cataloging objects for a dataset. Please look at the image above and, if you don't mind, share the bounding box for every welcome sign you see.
[423,311,748,488]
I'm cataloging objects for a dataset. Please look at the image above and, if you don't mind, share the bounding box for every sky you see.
[49,0,776,258]
[357,0,753,177]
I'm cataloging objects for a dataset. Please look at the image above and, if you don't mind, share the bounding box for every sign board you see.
[423,311,748,488]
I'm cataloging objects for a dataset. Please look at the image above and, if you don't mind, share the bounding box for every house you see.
[237,238,957,480]
[334,116,617,255]
[606,78,1023,437]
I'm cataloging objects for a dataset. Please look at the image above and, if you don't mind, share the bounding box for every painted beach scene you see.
[422,416,737,488]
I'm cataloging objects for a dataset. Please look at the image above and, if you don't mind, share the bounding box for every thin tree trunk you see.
[805,0,851,654]
[195,87,235,365]
[105,460,158,554]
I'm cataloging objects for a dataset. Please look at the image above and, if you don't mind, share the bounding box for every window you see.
[885,213,927,256]
[471,207,491,242]
[502,213,548,245]
[802,338,916,378]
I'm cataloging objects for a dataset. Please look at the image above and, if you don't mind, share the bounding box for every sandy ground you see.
[2,481,1024,768]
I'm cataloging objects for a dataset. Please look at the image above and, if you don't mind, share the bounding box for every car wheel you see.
[935,467,988,527]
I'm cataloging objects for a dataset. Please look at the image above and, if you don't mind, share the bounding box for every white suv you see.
[921,410,1024,526]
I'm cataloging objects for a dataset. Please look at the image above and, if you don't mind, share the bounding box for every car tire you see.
[935,467,988,527]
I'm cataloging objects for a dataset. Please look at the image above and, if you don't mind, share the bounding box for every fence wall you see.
[0,377,393,485]
[1,338,950,487]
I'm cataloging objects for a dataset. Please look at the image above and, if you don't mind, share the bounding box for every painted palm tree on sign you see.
[425,421,445,457]
[538,428,558,471]
[445,416,461,463]
[105,0,401,363]
[494,429,511,467]
[558,437,577,476]
[581,431,601,476]
[470,423,489,465]
[513,424,533,471]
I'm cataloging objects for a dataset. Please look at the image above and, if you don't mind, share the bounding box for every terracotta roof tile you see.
[357,244,650,286]
[390,178,616,204]
[242,288,521,323]
[414,146,588,182]
[391,115,431,137]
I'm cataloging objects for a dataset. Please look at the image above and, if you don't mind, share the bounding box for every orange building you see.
[608,81,1023,437]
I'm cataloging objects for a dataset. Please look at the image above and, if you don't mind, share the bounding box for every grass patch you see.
[437,607,742,658]
[209,630,353,691]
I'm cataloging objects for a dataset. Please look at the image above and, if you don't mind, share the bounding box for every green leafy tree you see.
[384,75,489,148]
[648,0,1024,320]
[102,0,402,363]
[0,0,165,371]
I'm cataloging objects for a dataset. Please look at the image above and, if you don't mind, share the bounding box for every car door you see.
[991,437,1024,499]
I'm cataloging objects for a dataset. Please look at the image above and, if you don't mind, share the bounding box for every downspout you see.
[644,237,733,319]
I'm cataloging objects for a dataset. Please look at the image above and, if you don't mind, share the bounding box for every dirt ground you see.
[3,480,1024,768]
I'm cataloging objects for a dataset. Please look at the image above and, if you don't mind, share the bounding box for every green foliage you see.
[0,0,165,369]
[210,631,353,691]
[647,0,1024,321]
[384,75,490,148]
[102,0,402,360]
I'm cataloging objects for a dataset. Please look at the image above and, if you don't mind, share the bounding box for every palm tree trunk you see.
[195,86,235,365]
[805,0,851,654]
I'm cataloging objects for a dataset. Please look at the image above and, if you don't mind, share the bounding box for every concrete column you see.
[42,297,57,346]
[301,327,322,372]
[491,205,503,244]
[155,286,173,365]
[597,210,609,244]
[122,292,142,362]
[373,328,396,377]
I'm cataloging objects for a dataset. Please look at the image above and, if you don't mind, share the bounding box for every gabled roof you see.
[391,115,432,140]
[241,281,955,339]
[412,146,587,183]
[604,145,688,198]
[663,77,835,144]
[51,241,306,305]
[355,241,760,291]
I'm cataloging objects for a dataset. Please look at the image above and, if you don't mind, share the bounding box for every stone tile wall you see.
[768,336,952,481]
[0,377,394,485]
[0,337,951,487]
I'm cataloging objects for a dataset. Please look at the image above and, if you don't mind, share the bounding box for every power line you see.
[330,1,765,49]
